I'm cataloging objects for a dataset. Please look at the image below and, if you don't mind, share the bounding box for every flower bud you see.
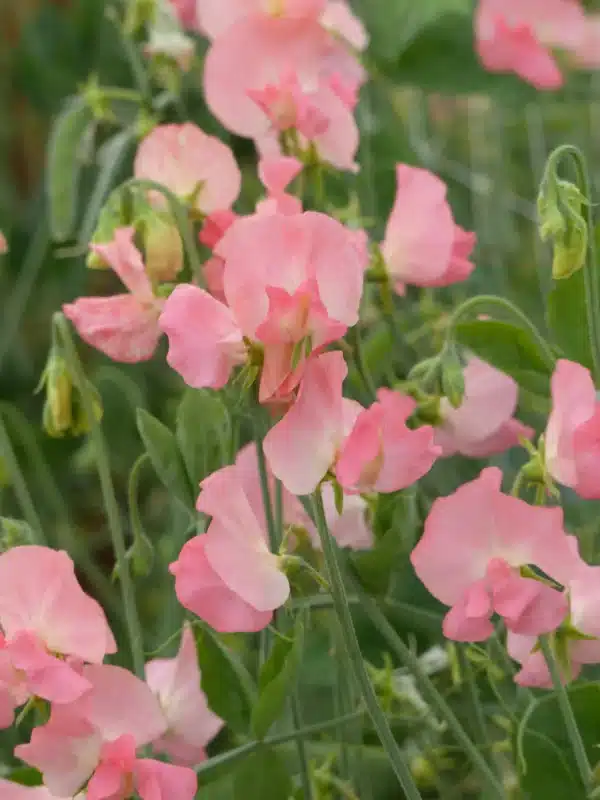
[538,170,587,280]
[140,210,184,283]
[440,348,465,409]
[0,518,35,551]
[124,0,157,36]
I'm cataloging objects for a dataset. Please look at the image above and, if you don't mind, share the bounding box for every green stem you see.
[457,646,497,776]
[55,313,145,678]
[255,428,314,800]
[347,325,377,402]
[544,144,600,384]
[310,490,423,800]
[347,574,506,799]
[539,635,592,789]
[0,415,44,543]
[444,294,556,370]
[196,710,365,777]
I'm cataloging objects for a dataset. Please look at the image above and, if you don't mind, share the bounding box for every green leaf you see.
[233,748,293,800]
[350,489,418,596]
[518,683,600,797]
[455,319,554,396]
[135,408,194,510]
[176,388,231,488]
[547,268,594,372]
[46,95,95,242]
[78,128,135,246]
[8,767,43,786]
[251,617,305,740]
[194,623,257,734]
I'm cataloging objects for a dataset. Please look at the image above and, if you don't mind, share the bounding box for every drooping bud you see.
[139,208,184,283]
[0,518,35,551]
[440,346,465,409]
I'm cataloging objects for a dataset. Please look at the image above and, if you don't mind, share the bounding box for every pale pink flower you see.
[203,15,362,171]
[410,468,579,642]
[545,360,600,499]
[134,123,241,214]
[256,156,303,216]
[336,389,440,493]
[171,464,289,632]
[320,1,368,51]
[571,15,600,67]
[509,541,600,688]
[263,350,361,494]
[145,1,196,70]
[218,210,365,402]
[196,0,327,40]
[475,0,586,90]
[235,442,374,550]
[63,227,163,363]
[159,284,246,389]
[381,165,475,293]
[146,623,223,765]
[0,780,68,799]
[15,663,195,800]
[435,358,534,458]
[0,546,115,727]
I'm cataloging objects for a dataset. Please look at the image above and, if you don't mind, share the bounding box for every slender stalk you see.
[347,574,505,799]
[0,415,44,543]
[255,429,314,800]
[196,710,364,776]
[444,294,556,370]
[539,635,592,789]
[347,325,377,402]
[56,314,145,678]
[310,490,423,800]
[457,646,497,776]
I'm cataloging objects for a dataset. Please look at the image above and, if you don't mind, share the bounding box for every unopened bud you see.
[140,210,183,283]
[440,349,465,409]
[124,0,157,36]
[0,518,35,551]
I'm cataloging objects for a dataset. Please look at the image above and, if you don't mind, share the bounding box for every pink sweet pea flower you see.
[545,360,600,499]
[410,468,579,642]
[203,15,362,171]
[320,1,368,51]
[381,165,476,294]
[171,464,290,633]
[336,389,440,493]
[146,623,223,765]
[256,156,303,215]
[263,350,361,494]
[235,442,374,550]
[508,542,600,688]
[571,15,600,68]
[15,663,194,800]
[218,210,365,403]
[0,780,70,799]
[198,210,239,301]
[0,546,115,727]
[159,284,246,389]
[134,123,241,214]
[63,227,163,363]
[196,0,327,39]
[475,0,586,90]
[435,358,534,458]
[0,232,7,254]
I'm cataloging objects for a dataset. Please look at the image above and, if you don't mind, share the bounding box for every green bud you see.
[124,0,157,36]
[128,532,155,578]
[0,518,35,551]
[139,210,184,283]
[538,165,588,280]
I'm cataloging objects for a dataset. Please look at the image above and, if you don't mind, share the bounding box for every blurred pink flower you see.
[435,358,533,458]
[146,623,223,765]
[256,156,303,215]
[381,165,475,293]
[545,359,600,499]
[411,468,579,642]
[134,123,241,214]
[0,232,7,254]
[169,0,198,28]
[475,0,586,89]
[203,15,362,170]
[63,227,163,363]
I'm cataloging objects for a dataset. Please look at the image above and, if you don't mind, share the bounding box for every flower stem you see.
[539,634,592,789]
[255,428,314,800]
[55,313,145,678]
[457,646,498,776]
[444,294,556,370]
[0,414,45,544]
[310,489,423,800]
[196,710,364,777]
[347,572,506,799]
